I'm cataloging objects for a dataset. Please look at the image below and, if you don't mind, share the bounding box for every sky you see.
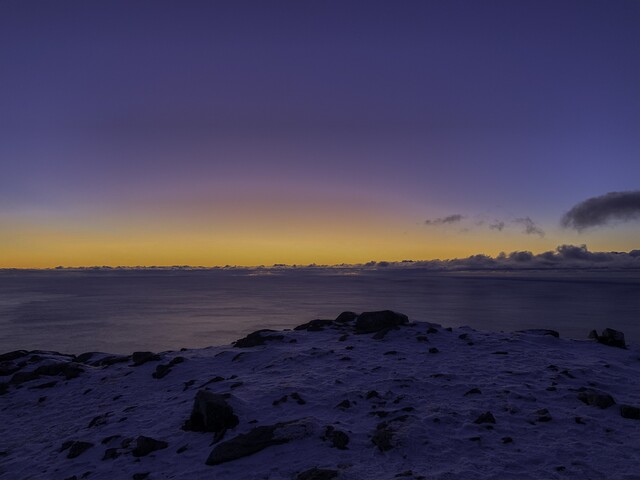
[1,0,639,268]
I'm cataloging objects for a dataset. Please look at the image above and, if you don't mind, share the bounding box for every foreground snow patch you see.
[1,312,640,480]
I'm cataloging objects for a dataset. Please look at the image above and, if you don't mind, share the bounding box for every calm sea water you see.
[1,269,639,354]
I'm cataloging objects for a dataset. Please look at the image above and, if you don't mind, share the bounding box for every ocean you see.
[1,268,639,354]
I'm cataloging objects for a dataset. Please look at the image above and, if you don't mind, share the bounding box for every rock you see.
[474,412,496,424]
[335,311,358,323]
[464,388,481,396]
[102,448,120,460]
[590,328,627,349]
[66,441,94,459]
[294,319,334,331]
[0,350,29,362]
[323,426,349,450]
[297,467,339,480]
[372,422,394,451]
[206,419,314,466]
[620,405,640,420]
[0,382,8,395]
[0,362,21,376]
[131,352,161,366]
[152,364,172,379]
[372,328,391,340]
[183,390,239,441]
[577,388,615,409]
[429,348,439,354]
[336,399,351,409]
[9,371,40,385]
[132,436,168,457]
[516,329,559,338]
[233,330,284,348]
[132,474,150,480]
[356,310,408,333]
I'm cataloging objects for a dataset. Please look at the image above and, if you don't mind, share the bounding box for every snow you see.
[2,314,640,479]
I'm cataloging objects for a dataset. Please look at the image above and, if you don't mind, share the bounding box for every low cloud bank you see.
[424,214,464,226]
[359,245,640,271]
[562,191,640,231]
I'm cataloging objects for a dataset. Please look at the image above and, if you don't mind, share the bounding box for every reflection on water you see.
[0,269,638,354]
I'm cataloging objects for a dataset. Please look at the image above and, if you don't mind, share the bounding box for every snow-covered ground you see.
[2,311,640,480]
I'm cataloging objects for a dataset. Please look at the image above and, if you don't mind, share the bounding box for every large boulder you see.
[589,328,626,349]
[183,390,239,441]
[206,419,315,466]
[355,311,409,334]
[132,436,168,457]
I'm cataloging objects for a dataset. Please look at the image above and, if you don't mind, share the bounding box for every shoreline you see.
[2,311,639,479]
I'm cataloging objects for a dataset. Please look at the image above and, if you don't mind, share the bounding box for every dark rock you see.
[338,334,349,342]
[429,348,439,354]
[335,311,358,323]
[323,426,349,450]
[206,419,313,465]
[294,319,334,332]
[355,310,408,334]
[502,436,513,444]
[133,473,150,480]
[67,441,94,459]
[101,435,121,445]
[372,422,394,451]
[577,388,615,409]
[131,352,161,366]
[620,405,640,420]
[464,388,481,396]
[0,350,29,362]
[366,390,379,400]
[88,413,111,428]
[102,448,120,460]
[0,361,21,376]
[34,362,67,376]
[132,436,168,457]
[590,328,627,349]
[516,329,559,338]
[536,408,553,422]
[183,390,239,442]
[336,399,351,409]
[291,392,306,405]
[233,330,284,348]
[297,467,339,480]
[0,382,8,395]
[30,380,57,389]
[62,364,84,379]
[152,364,172,379]
[474,412,496,424]
[427,327,439,334]
[416,335,428,342]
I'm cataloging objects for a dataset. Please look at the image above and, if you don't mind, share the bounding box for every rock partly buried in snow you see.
[233,329,285,348]
[620,405,640,420]
[516,329,560,338]
[64,441,94,459]
[206,418,315,466]
[474,412,496,424]
[131,436,168,457]
[355,310,409,334]
[183,390,239,441]
[588,328,626,349]
[577,388,616,409]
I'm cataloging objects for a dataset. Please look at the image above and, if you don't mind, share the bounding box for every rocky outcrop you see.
[577,388,616,408]
[131,436,168,457]
[131,352,161,366]
[233,330,285,348]
[588,328,626,349]
[355,311,409,334]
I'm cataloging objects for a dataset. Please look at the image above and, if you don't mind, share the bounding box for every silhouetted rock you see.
[323,426,349,450]
[356,311,408,334]
[297,467,339,480]
[233,330,284,348]
[206,419,314,465]
[372,422,394,451]
[0,350,28,362]
[620,405,640,420]
[335,311,358,323]
[132,436,168,457]
[577,388,615,408]
[183,390,239,442]
[10,371,40,385]
[294,319,334,332]
[590,328,626,349]
[131,352,161,366]
[474,412,496,424]
[66,441,94,459]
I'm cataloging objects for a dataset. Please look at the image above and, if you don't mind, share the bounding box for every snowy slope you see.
[1,312,640,480]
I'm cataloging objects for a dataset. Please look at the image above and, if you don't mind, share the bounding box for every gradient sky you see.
[1,1,639,267]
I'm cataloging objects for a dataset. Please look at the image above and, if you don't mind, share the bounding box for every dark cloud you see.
[424,214,464,226]
[489,221,505,231]
[561,191,640,231]
[514,217,545,237]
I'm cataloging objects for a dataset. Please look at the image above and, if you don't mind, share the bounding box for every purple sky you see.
[1,1,639,266]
